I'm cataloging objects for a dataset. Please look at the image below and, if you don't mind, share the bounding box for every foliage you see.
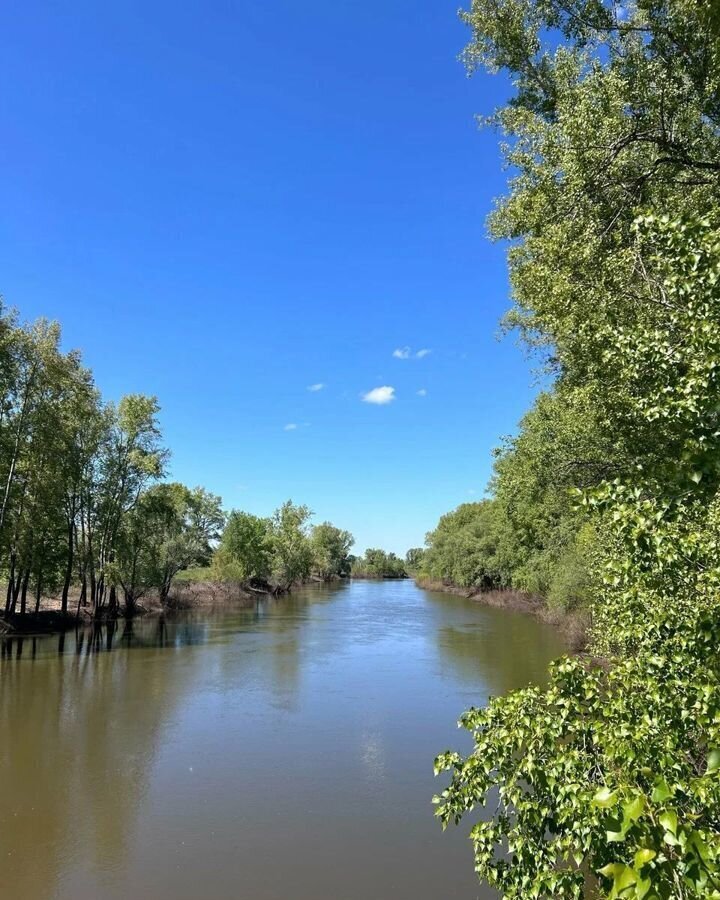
[433,0,720,896]
[213,503,354,591]
[213,510,273,583]
[270,501,314,591]
[421,501,507,589]
[420,387,617,608]
[116,483,224,609]
[310,522,354,580]
[0,304,222,617]
[405,547,425,573]
[351,548,407,578]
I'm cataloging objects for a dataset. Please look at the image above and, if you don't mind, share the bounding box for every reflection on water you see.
[0,616,213,661]
[0,580,566,900]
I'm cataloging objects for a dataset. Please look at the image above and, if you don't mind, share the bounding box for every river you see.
[0,579,565,900]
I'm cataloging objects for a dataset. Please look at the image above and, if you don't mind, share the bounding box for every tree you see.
[83,394,166,615]
[311,522,354,580]
[212,510,273,583]
[404,547,425,573]
[422,501,506,590]
[352,549,406,578]
[270,501,313,591]
[433,0,720,893]
[116,483,225,610]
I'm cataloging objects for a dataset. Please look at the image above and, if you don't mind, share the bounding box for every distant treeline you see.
[350,549,408,579]
[418,388,602,610]
[0,306,355,620]
[212,504,355,591]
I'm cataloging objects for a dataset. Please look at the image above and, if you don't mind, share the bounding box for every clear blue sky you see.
[0,0,538,555]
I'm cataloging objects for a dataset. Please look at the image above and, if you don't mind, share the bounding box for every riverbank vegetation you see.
[434,1,720,898]
[0,312,355,627]
[350,548,407,579]
[210,502,355,590]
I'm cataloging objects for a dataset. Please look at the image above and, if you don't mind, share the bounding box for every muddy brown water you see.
[0,579,565,900]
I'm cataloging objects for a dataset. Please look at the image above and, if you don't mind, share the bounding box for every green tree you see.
[213,510,273,583]
[433,0,720,892]
[116,483,225,610]
[311,522,354,580]
[352,549,406,578]
[270,501,313,591]
[422,501,506,589]
[79,394,166,615]
[404,547,425,574]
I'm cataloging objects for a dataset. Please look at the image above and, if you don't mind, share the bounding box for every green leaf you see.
[593,787,618,808]
[659,810,678,836]
[634,848,656,868]
[651,778,672,803]
[706,749,720,775]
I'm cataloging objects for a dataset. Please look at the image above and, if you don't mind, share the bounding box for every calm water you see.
[0,580,565,900]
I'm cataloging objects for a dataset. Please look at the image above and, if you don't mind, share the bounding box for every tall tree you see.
[310,522,354,580]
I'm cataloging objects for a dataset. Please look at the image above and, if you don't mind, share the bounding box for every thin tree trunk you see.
[4,554,14,616]
[34,573,42,615]
[108,583,117,616]
[19,569,30,616]
[61,519,74,614]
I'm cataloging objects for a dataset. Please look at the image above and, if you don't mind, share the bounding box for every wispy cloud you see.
[307,383,325,392]
[284,423,298,431]
[393,346,431,360]
[417,388,427,397]
[362,386,396,405]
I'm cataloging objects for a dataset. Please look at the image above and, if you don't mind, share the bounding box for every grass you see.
[175,567,215,583]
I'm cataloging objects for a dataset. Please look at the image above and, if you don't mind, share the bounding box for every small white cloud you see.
[362,386,396,405]
[307,383,325,392]
[284,423,298,431]
[417,388,427,397]
[393,346,431,360]
[468,489,476,496]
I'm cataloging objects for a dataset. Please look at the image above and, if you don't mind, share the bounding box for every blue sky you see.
[0,0,538,555]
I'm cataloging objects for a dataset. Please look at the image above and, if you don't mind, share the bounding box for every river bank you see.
[0,580,258,635]
[414,578,589,651]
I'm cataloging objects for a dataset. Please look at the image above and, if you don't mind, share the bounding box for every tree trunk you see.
[108,584,118,616]
[61,519,74,614]
[4,553,14,616]
[34,574,42,615]
[19,569,30,616]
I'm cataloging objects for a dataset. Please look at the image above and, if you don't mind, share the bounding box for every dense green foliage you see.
[311,522,354,580]
[0,307,353,615]
[0,308,224,617]
[404,547,425,574]
[434,2,720,897]
[421,389,608,607]
[351,548,407,578]
[213,502,354,590]
[421,500,508,590]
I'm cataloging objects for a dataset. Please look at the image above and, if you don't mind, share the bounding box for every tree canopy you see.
[432,2,720,898]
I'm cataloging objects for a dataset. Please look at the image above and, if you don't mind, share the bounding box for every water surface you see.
[0,579,565,899]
